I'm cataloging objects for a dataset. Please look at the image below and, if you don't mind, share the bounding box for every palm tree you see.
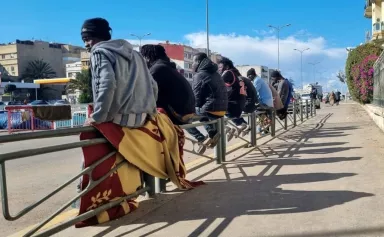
[67,69,93,103]
[337,70,346,83]
[22,59,56,82]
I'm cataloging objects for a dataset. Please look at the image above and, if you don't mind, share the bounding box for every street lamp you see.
[206,0,210,57]
[268,24,291,70]
[130,33,151,50]
[294,48,310,89]
[308,62,320,85]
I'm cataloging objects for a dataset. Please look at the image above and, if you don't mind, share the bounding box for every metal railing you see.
[0,100,316,236]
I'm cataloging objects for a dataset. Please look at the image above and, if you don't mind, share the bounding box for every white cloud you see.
[127,30,349,90]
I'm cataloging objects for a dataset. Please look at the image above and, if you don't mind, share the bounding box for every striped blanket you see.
[76,111,204,227]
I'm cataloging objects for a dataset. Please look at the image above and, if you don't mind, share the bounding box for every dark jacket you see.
[222,69,246,117]
[192,58,228,112]
[149,59,195,124]
[241,77,258,113]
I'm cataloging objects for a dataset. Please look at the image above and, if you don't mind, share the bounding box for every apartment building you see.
[0,40,85,81]
[66,61,82,78]
[364,0,384,41]
[236,65,269,83]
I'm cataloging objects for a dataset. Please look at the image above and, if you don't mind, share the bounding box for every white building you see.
[236,65,269,83]
[65,61,82,79]
[65,61,82,103]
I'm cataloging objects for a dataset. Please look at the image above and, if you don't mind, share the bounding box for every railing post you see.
[284,113,288,130]
[250,112,257,147]
[215,117,226,164]
[143,173,165,197]
[306,100,309,119]
[310,100,313,117]
[314,100,317,116]
[271,110,276,137]
[293,101,297,127]
[300,100,304,122]
[30,109,35,132]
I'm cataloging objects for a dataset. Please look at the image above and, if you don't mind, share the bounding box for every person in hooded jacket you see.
[81,18,158,127]
[230,68,258,135]
[218,57,247,140]
[140,44,195,125]
[185,52,228,154]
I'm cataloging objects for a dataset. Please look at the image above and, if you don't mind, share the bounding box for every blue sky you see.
[0,0,371,91]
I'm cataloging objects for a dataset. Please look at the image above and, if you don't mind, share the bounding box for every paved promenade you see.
[6,103,384,236]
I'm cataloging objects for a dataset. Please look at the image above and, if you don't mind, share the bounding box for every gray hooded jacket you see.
[89,39,158,127]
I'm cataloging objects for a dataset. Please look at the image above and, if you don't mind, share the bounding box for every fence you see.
[373,50,384,107]
[0,100,316,237]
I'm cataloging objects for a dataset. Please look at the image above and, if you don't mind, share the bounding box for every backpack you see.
[223,70,247,97]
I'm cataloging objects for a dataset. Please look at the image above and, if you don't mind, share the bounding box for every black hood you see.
[151,58,172,68]
[197,58,218,73]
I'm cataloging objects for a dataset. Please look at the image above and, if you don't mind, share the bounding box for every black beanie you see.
[247,68,256,77]
[270,70,283,78]
[81,18,112,40]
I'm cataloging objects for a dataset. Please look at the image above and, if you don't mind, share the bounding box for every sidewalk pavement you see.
[52,103,384,237]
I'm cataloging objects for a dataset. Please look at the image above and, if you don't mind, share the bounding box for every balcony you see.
[365,0,372,18]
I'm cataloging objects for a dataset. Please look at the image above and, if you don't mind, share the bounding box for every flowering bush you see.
[351,55,377,103]
[345,43,382,104]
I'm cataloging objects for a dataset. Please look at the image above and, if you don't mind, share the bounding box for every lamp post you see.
[294,48,310,89]
[206,0,210,57]
[268,24,291,70]
[308,62,320,84]
[130,33,151,50]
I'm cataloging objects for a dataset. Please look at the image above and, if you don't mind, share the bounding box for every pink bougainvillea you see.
[351,54,378,103]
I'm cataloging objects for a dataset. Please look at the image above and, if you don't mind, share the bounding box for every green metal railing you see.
[0,100,316,236]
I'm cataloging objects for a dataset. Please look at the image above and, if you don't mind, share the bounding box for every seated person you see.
[140,44,195,125]
[185,52,228,154]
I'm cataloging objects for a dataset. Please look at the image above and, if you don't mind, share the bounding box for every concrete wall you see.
[363,104,384,132]
[17,41,64,78]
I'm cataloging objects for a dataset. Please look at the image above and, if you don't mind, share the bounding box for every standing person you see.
[335,90,341,105]
[329,91,335,106]
[270,70,292,120]
[140,44,195,125]
[218,57,247,140]
[185,52,228,154]
[81,18,158,127]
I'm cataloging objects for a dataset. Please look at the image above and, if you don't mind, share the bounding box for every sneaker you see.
[196,137,209,154]
[227,128,236,142]
[208,133,220,148]
[236,123,248,136]
[241,125,251,136]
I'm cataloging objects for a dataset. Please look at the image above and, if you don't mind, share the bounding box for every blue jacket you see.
[253,77,274,108]
[89,40,158,127]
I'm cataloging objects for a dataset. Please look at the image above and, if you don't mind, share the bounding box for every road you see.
[0,117,274,236]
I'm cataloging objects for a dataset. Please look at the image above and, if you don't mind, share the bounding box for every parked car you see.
[301,93,320,109]
[29,100,49,105]
[54,100,70,105]
[6,101,23,106]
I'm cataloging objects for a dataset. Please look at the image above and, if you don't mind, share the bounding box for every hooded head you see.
[217,57,235,75]
[270,70,283,84]
[140,44,169,68]
[192,52,218,73]
[81,18,112,52]
[247,68,257,81]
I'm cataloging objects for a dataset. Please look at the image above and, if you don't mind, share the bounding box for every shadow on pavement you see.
[88,112,373,237]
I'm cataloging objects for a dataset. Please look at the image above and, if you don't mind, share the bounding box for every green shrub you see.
[78,92,92,104]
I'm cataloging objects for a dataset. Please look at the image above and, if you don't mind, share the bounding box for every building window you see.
[11,66,14,71]
[184,73,189,78]
[184,53,188,58]
[1,55,4,59]
[189,73,193,78]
